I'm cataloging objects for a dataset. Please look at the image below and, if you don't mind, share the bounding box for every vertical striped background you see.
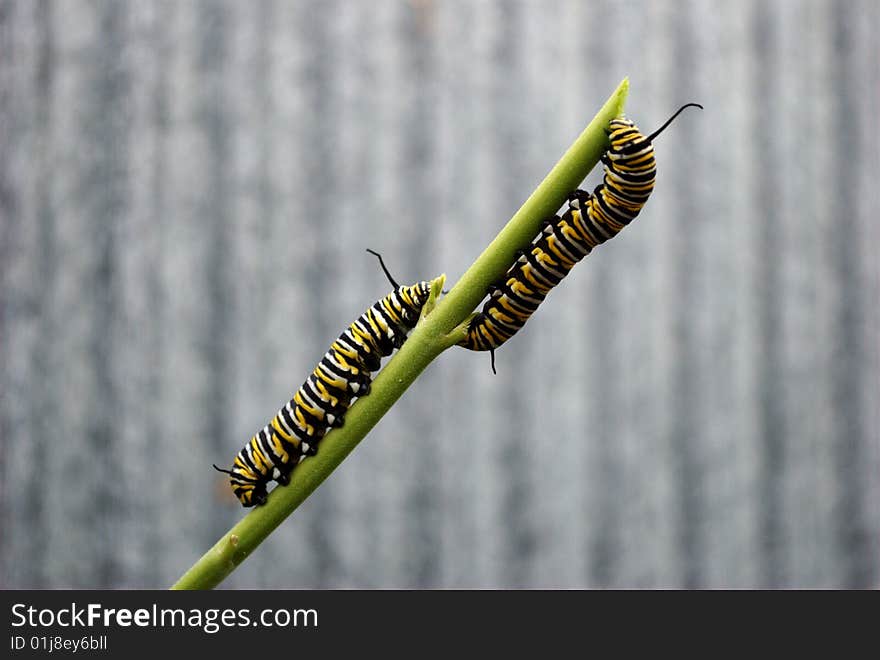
[1,0,878,588]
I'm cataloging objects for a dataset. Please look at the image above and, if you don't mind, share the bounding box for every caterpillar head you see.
[239,484,268,508]
[214,463,268,508]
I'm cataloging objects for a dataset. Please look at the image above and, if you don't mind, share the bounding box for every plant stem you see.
[170,77,628,590]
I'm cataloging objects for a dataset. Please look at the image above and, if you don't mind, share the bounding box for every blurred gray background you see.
[1,0,878,589]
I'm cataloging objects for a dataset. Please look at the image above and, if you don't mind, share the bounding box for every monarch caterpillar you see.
[459,103,702,372]
[215,250,435,507]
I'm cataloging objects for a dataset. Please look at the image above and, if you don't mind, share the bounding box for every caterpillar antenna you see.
[647,102,703,142]
[366,248,400,289]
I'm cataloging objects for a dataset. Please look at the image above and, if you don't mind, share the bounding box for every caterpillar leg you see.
[273,466,292,486]
[320,399,349,428]
[391,329,408,350]
[568,188,591,208]
[252,488,268,506]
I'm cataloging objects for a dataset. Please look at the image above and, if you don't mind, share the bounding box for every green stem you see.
[170,77,628,590]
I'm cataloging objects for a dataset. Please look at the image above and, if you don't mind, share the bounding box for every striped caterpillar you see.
[459,104,702,372]
[215,251,435,506]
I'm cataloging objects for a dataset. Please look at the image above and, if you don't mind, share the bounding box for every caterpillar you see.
[214,250,435,507]
[459,103,702,373]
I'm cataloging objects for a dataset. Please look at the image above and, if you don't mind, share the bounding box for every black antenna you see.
[489,348,496,375]
[213,464,234,476]
[647,102,703,142]
[366,248,400,289]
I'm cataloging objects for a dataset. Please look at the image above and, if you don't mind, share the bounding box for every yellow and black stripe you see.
[460,104,702,372]
[215,251,434,507]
